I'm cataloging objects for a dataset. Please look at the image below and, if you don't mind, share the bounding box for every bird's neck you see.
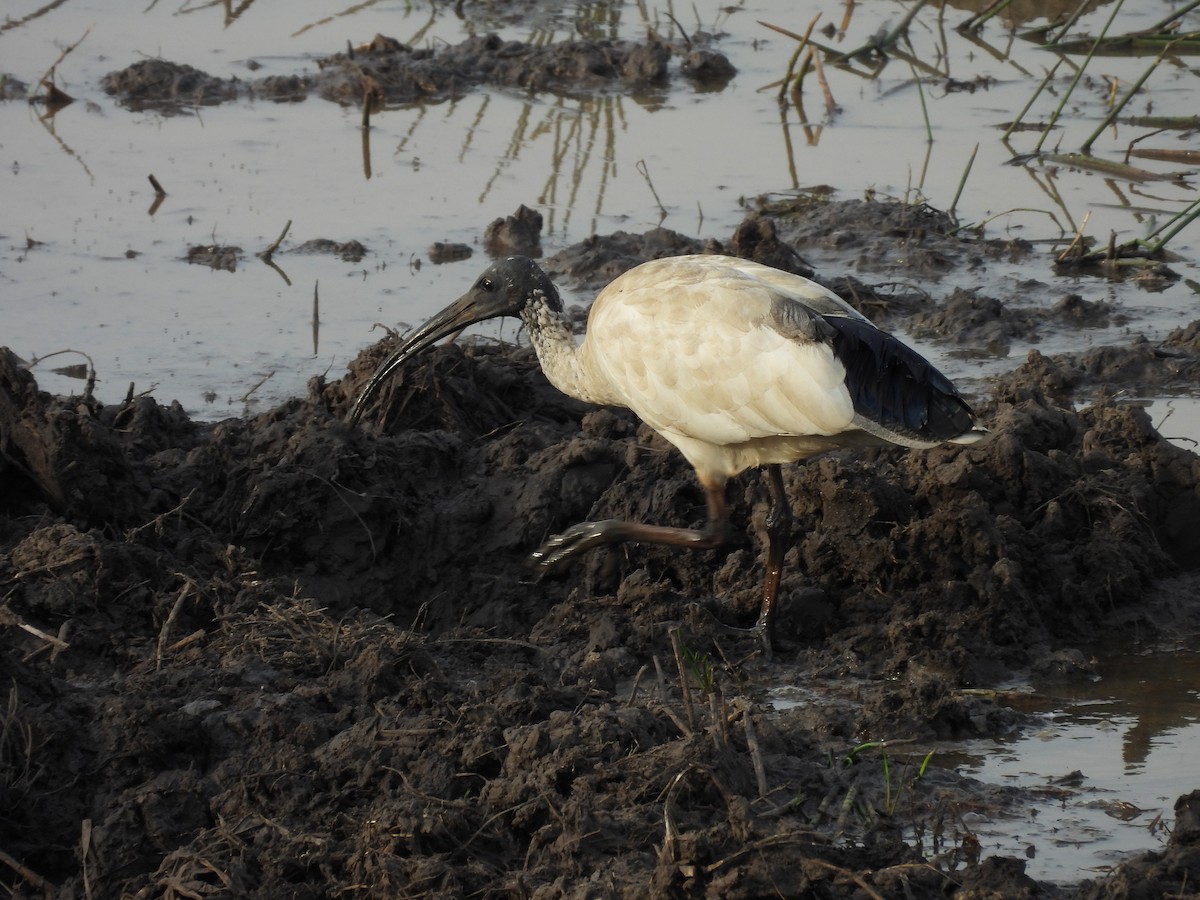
[520,301,615,407]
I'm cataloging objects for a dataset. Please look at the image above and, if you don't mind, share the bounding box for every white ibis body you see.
[348,254,985,655]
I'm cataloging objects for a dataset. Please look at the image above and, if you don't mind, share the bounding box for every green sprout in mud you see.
[680,641,716,695]
[840,741,936,818]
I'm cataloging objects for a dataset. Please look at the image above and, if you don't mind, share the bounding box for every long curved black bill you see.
[346,292,486,427]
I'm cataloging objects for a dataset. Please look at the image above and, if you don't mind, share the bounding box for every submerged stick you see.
[312,280,320,355]
[34,25,90,107]
[1002,58,1062,141]
[1146,0,1200,33]
[1081,43,1173,155]
[761,14,821,105]
[948,143,978,220]
[1127,145,1200,165]
[261,219,291,259]
[907,60,932,143]
[146,175,166,216]
[1123,115,1200,130]
[257,220,293,285]
[239,370,275,404]
[1040,151,1181,182]
[1034,0,1126,154]
[829,0,929,62]
[1047,0,1095,46]
[28,348,96,390]
[811,43,837,114]
[636,159,668,220]
[789,50,813,114]
[1142,195,1200,254]
[958,0,1015,32]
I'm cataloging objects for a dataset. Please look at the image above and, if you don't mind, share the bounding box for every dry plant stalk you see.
[708,689,726,751]
[761,14,822,104]
[0,847,51,892]
[0,604,70,660]
[1056,210,1093,264]
[259,220,292,260]
[669,628,697,731]
[81,818,94,900]
[626,663,651,705]
[156,579,194,670]
[811,43,837,114]
[803,857,886,900]
[742,709,769,798]
[35,26,91,108]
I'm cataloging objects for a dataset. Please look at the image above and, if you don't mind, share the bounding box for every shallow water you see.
[944,644,1200,883]
[3,0,1198,416]
[770,641,1200,884]
[1142,396,1200,453]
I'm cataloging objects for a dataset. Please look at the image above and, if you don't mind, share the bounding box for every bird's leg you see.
[754,464,792,659]
[530,479,730,570]
[532,475,791,661]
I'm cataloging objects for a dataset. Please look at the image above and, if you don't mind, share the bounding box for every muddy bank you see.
[3,201,1200,896]
[99,29,731,114]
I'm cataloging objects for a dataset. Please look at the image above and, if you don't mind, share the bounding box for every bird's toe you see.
[529,519,622,571]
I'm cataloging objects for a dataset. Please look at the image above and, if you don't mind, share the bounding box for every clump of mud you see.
[186,243,241,272]
[101,29,732,113]
[1,74,29,100]
[3,203,1200,897]
[101,59,240,111]
[289,238,369,263]
[485,204,544,257]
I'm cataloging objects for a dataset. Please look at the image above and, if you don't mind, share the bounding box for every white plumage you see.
[349,254,985,656]
[582,257,861,475]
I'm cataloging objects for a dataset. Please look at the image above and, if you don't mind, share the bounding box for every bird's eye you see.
[479,277,495,292]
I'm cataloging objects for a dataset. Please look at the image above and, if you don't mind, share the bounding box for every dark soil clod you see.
[3,206,1199,898]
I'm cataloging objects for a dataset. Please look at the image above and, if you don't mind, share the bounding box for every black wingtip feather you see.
[825,316,977,443]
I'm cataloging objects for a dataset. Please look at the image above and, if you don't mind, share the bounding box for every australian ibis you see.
[348,254,985,656]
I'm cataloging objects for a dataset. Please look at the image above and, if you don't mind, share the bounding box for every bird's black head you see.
[347,256,562,425]
[467,256,563,317]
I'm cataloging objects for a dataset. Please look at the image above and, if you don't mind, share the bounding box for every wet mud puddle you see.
[1141,398,1200,454]
[946,645,1200,883]
[772,643,1200,884]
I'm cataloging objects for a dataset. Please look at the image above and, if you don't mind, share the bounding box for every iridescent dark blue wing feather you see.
[822,315,976,443]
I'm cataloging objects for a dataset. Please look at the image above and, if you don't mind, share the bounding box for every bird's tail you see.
[949,423,989,445]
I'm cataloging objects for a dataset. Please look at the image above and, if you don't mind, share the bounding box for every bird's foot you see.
[685,602,774,662]
[729,620,773,662]
[528,519,625,572]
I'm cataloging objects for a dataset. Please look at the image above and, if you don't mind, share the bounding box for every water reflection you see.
[2,0,1197,418]
[760,0,1198,246]
[1038,647,1200,769]
[945,0,1111,29]
[934,641,1199,881]
[376,89,636,237]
